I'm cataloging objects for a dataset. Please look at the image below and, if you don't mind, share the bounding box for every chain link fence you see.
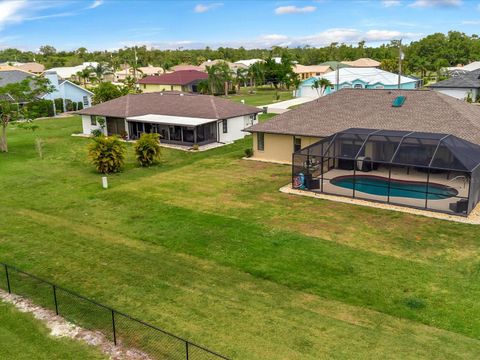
[0,262,229,360]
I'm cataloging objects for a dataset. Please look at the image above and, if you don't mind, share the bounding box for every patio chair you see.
[449,199,468,214]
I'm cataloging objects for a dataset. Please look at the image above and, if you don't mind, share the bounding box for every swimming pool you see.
[330,175,458,199]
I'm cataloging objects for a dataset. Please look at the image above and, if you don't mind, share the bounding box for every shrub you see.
[24,99,55,118]
[134,133,161,167]
[65,99,74,112]
[244,148,253,158]
[91,129,103,137]
[77,101,83,110]
[54,98,64,113]
[192,144,199,151]
[88,136,126,174]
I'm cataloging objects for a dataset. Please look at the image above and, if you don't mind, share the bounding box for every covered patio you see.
[126,114,218,145]
[292,128,480,216]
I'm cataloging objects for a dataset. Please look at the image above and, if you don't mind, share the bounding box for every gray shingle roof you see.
[77,91,261,119]
[246,89,480,145]
[0,70,34,87]
[429,69,480,89]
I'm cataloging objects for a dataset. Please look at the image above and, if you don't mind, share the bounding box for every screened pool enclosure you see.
[292,128,480,216]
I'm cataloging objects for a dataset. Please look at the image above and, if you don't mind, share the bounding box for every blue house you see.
[297,67,420,98]
[42,71,93,112]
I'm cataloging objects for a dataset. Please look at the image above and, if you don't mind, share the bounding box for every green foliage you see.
[24,99,55,118]
[92,82,124,104]
[54,98,64,113]
[404,297,426,310]
[91,129,103,137]
[77,101,83,110]
[88,135,126,173]
[244,148,253,157]
[134,133,161,167]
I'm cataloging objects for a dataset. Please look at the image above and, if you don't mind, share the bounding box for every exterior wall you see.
[218,114,258,143]
[81,115,105,135]
[62,83,92,107]
[141,84,183,93]
[251,133,321,164]
[433,88,478,101]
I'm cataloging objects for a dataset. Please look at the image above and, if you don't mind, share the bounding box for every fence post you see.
[52,285,59,315]
[4,264,11,294]
[186,341,189,360]
[111,310,117,346]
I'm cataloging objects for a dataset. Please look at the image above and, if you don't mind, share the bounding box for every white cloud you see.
[382,0,401,6]
[409,0,462,8]
[194,3,223,13]
[274,5,317,15]
[0,0,29,29]
[261,34,289,40]
[462,20,480,24]
[88,0,104,9]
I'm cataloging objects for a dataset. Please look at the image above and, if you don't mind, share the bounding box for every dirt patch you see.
[0,289,151,360]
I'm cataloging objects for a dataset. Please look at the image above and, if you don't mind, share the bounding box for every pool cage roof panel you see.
[297,128,480,172]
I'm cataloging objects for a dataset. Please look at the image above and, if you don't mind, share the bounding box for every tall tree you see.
[311,78,332,98]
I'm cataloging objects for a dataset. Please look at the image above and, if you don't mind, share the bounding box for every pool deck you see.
[283,167,480,224]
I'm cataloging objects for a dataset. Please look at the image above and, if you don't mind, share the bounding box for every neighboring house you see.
[46,62,99,80]
[341,58,381,68]
[293,65,332,80]
[446,61,480,76]
[296,68,420,98]
[0,69,35,87]
[42,71,93,109]
[17,62,45,74]
[115,66,164,81]
[428,69,480,101]
[199,60,247,72]
[170,64,203,72]
[77,91,261,146]
[137,70,208,93]
[234,59,264,67]
[245,89,480,165]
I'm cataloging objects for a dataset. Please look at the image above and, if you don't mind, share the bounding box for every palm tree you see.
[311,78,332,98]
[196,80,209,94]
[205,65,222,95]
[233,67,247,93]
[92,63,113,83]
[76,67,93,86]
[292,76,301,97]
[247,62,264,92]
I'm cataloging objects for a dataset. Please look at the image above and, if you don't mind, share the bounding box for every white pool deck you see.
[282,167,480,224]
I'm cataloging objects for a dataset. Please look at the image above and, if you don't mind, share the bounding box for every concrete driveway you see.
[259,97,316,113]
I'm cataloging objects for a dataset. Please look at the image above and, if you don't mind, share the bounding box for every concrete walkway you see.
[259,97,316,113]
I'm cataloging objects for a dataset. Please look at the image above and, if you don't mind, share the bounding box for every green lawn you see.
[223,87,293,106]
[0,301,105,359]
[1,116,480,359]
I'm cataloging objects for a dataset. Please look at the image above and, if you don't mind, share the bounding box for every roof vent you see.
[392,96,406,107]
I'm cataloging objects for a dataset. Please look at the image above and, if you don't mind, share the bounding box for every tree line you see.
[1,31,479,77]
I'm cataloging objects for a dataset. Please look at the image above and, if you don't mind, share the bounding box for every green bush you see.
[244,148,253,158]
[54,98,64,113]
[24,99,55,118]
[88,136,126,174]
[134,133,161,167]
[77,101,83,110]
[91,129,103,137]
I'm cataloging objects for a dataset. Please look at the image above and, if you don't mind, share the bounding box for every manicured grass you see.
[0,301,105,359]
[223,87,293,106]
[1,117,480,359]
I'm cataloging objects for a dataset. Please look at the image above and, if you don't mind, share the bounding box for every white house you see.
[45,62,98,80]
[42,71,93,111]
[77,92,261,146]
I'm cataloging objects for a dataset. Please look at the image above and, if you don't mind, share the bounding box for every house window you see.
[354,84,363,89]
[257,132,265,151]
[294,137,302,152]
[91,116,96,126]
[222,119,228,133]
[83,96,89,105]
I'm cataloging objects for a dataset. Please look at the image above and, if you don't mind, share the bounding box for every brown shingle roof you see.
[246,89,480,144]
[137,70,207,85]
[77,91,261,119]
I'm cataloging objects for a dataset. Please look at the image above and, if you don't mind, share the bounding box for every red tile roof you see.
[77,91,261,119]
[137,70,208,85]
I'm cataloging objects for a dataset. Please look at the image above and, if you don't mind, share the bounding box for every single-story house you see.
[42,71,93,109]
[245,88,480,164]
[296,68,420,98]
[199,60,247,72]
[234,59,264,67]
[341,58,381,68]
[428,69,480,101]
[446,61,480,76]
[115,66,164,82]
[0,69,35,87]
[137,70,208,93]
[293,65,332,80]
[77,91,261,146]
[318,61,351,71]
[170,64,203,72]
[246,89,480,216]
[17,62,45,74]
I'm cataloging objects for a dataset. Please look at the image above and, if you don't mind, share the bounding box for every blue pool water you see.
[331,175,458,199]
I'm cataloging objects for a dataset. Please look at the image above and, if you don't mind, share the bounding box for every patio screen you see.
[292,128,480,216]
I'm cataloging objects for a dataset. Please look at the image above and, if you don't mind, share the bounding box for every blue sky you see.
[1,0,480,51]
